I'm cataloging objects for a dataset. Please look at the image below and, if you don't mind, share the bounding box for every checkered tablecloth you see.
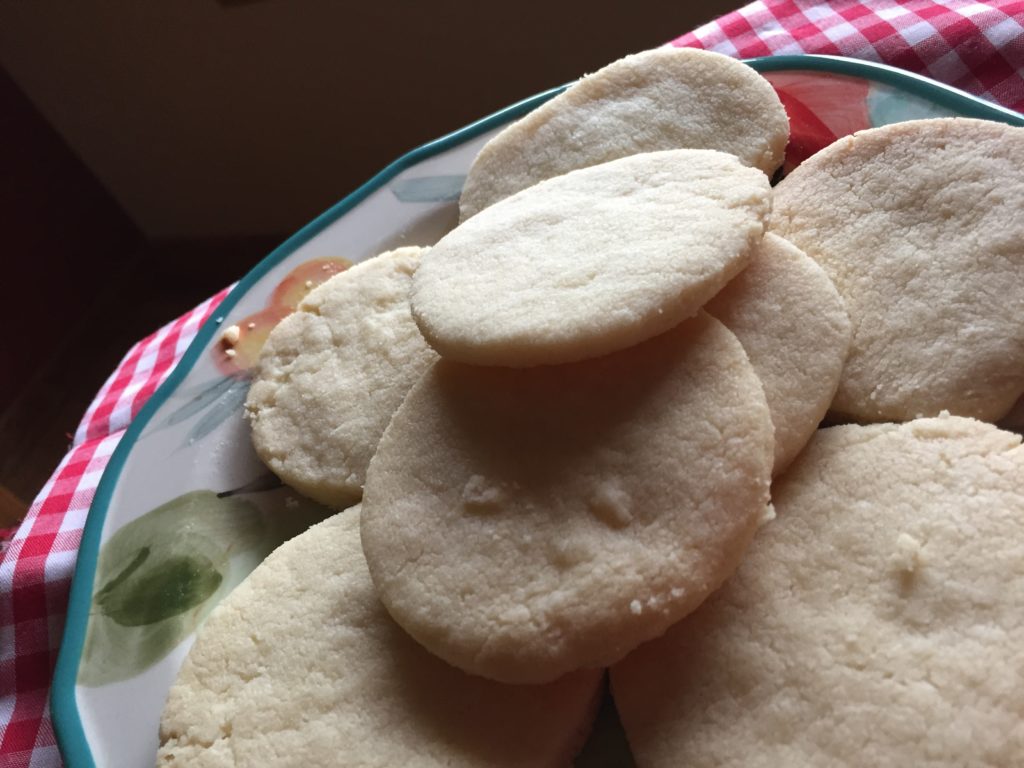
[3,1,1023,765]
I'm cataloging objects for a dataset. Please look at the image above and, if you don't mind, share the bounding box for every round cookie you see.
[612,415,1024,768]
[705,233,851,474]
[770,118,1024,423]
[246,247,438,508]
[158,509,603,768]
[459,46,788,220]
[361,311,774,684]
[413,149,771,367]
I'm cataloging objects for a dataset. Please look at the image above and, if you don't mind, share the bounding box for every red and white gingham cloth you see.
[0,287,230,767]
[674,0,1024,110]
[3,2,1023,765]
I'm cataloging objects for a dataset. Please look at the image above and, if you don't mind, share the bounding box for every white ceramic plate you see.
[52,55,1024,768]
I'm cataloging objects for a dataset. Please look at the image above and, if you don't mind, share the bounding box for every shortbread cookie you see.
[413,150,771,367]
[770,118,1024,423]
[706,233,851,474]
[459,47,787,219]
[361,312,774,684]
[247,247,438,507]
[612,415,1024,768]
[158,509,603,767]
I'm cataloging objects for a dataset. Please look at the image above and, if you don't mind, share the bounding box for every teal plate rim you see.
[51,53,1024,767]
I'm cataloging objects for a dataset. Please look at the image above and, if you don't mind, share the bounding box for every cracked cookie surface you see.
[612,414,1024,768]
[361,312,774,684]
[706,232,851,474]
[770,118,1024,423]
[459,47,787,220]
[414,149,771,367]
[158,509,602,767]
[246,247,438,507]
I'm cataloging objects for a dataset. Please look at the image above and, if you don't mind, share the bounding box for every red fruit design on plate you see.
[270,258,353,310]
[763,72,871,175]
[212,305,292,376]
[214,257,353,376]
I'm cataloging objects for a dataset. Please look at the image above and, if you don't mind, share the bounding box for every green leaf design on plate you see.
[184,378,251,446]
[94,545,151,599]
[78,489,329,686]
[159,376,239,428]
[96,553,223,627]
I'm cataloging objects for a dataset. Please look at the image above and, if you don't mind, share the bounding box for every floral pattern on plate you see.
[53,57,1024,768]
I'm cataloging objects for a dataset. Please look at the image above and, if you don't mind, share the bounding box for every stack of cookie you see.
[158,47,1024,767]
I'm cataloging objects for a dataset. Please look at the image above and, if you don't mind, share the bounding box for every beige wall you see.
[0,1,737,238]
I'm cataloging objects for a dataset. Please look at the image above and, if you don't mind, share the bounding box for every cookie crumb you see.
[222,324,241,345]
[588,482,632,528]
[462,475,506,511]
[891,532,923,574]
[630,599,642,615]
